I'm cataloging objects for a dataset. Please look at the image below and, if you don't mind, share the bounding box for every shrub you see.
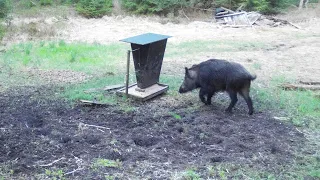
[76,0,113,18]
[0,0,10,18]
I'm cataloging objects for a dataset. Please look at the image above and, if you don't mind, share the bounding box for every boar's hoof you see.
[248,110,253,115]
[225,108,233,114]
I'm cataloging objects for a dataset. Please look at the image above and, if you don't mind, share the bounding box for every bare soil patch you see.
[0,87,305,178]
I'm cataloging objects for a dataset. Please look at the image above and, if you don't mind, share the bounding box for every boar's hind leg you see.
[206,92,214,105]
[239,86,254,115]
[226,90,238,113]
[199,88,209,105]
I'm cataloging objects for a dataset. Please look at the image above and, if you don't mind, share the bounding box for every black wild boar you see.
[179,59,256,115]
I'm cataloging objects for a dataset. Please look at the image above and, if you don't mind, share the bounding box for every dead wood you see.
[280,83,320,91]
[299,81,320,85]
[220,7,235,13]
[268,17,301,29]
[84,84,124,93]
[38,157,66,167]
[79,100,108,106]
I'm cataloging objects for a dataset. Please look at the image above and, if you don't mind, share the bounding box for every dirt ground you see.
[1,5,320,179]
[0,86,305,179]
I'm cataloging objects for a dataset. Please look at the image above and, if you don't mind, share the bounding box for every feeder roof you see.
[120,33,171,45]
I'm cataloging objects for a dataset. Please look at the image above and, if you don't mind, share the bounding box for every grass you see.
[253,75,320,129]
[92,158,121,169]
[1,41,126,75]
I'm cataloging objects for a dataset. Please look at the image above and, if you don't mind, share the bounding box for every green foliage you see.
[169,112,182,120]
[0,0,10,18]
[76,0,113,18]
[45,169,65,180]
[122,0,298,15]
[310,170,320,178]
[182,169,201,180]
[122,0,186,15]
[92,159,121,169]
[40,0,53,6]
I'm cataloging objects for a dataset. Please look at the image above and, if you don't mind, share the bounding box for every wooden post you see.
[125,50,130,98]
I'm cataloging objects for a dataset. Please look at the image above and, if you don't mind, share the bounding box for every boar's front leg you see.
[199,88,209,105]
[199,87,215,105]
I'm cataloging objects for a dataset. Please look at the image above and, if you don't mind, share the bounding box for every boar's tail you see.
[250,74,257,81]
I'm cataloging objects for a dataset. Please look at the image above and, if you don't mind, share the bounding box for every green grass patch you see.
[1,41,127,75]
[92,158,121,169]
[61,76,124,104]
[253,75,320,129]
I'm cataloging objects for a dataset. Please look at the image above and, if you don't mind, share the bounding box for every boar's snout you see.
[179,85,188,93]
[178,86,185,93]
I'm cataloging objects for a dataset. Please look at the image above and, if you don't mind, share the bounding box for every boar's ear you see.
[185,67,191,78]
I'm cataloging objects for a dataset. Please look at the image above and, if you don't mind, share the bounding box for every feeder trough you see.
[117,33,171,101]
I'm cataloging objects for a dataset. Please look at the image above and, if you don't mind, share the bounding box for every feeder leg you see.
[125,50,130,98]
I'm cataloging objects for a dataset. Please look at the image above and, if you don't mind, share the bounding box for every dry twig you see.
[39,157,66,167]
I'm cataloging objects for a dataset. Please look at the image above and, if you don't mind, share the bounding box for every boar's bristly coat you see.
[179,59,256,115]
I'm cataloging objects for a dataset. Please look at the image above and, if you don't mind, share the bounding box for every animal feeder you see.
[117,33,171,101]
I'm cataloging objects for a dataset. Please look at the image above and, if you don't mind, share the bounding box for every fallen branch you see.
[222,24,252,28]
[39,157,65,167]
[299,81,320,85]
[79,99,108,106]
[280,83,320,91]
[79,122,110,130]
[180,9,190,20]
[268,17,301,29]
[220,7,235,13]
[64,168,84,176]
[84,84,124,93]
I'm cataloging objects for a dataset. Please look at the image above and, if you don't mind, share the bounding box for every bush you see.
[0,0,10,18]
[76,0,113,18]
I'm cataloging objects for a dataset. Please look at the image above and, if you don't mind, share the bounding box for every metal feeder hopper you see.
[117,33,171,101]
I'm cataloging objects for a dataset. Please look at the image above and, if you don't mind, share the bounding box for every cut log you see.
[299,81,320,85]
[103,84,124,91]
[280,83,320,91]
[220,7,235,13]
[79,100,108,106]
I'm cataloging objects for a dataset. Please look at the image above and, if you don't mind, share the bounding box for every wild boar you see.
[179,59,256,115]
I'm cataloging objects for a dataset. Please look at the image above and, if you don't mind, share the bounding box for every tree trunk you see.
[113,0,121,13]
[299,0,304,9]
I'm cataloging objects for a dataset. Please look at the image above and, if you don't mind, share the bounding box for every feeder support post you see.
[125,50,130,98]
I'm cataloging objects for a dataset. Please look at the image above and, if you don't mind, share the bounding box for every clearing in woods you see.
[0,5,320,179]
